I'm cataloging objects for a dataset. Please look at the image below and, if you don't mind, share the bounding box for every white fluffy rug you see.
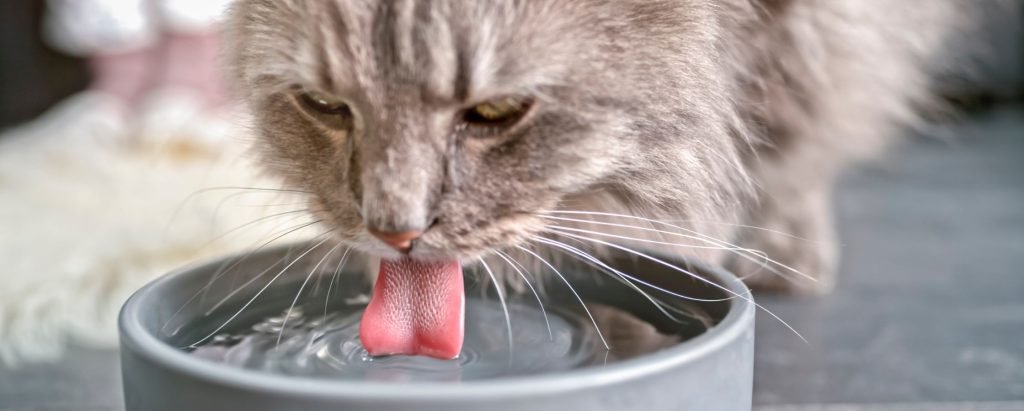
[0,111,313,365]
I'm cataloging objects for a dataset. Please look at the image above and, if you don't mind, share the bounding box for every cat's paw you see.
[725,194,838,296]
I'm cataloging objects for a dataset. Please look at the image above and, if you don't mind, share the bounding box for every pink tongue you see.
[359,258,465,359]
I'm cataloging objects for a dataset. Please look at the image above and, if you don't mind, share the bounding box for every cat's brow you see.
[377,1,468,104]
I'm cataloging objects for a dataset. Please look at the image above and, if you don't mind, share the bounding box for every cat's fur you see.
[225,0,962,293]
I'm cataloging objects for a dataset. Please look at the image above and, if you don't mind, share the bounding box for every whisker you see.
[198,209,312,251]
[187,235,334,348]
[544,224,751,252]
[543,223,792,284]
[323,247,354,321]
[164,186,313,237]
[542,214,784,281]
[544,231,807,343]
[477,257,514,358]
[515,246,610,350]
[276,242,343,348]
[208,190,308,234]
[161,220,323,334]
[311,242,341,297]
[533,236,733,304]
[188,186,314,195]
[494,250,552,340]
[198,219,324,306]
[204,230,333,316]
[536,236,694,322]
[664,219,825,244]
[160,252,290,336]
[539,211,815,283]
[235,201,314,209]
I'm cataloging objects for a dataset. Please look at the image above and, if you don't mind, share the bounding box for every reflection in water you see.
[584,303,683,363]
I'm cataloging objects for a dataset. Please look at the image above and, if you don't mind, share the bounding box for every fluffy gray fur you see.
[225,0,964,293]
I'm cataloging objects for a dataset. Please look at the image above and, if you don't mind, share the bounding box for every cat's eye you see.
[298,91,351,116]
[295,90,354,130]
[462,97,532,128]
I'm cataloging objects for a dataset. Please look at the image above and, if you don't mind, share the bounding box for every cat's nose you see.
[368,228,423,252]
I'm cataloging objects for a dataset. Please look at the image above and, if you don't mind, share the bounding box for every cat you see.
[223,0,962,296]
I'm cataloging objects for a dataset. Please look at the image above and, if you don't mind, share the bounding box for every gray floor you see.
[1,105,1022,410]
[754,105,1024,408]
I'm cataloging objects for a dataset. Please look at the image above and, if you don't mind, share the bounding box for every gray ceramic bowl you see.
[119,243,755,411]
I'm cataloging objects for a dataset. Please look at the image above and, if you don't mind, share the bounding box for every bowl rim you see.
[119,244,755,401]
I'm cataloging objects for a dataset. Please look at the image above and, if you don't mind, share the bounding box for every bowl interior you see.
[126,242,746,385]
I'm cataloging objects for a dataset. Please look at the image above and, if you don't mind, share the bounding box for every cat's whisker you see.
[198,219,323,307]
[540,214,787,280]
[554,211,811,282]
[542,214,752,254]
[197,217,321,307]
[311,242,344,297]
[539,211,815,283]
[204,230,333,316]
[187,186,315,195]
[734,250,774,282]
[477,257,514,358]
[662,219,824,245]
[164,186,313,237]
[515,246,610,350]
[208,190,309,234]
[276,242,343,348]
[532,236,735,304]
[545,231,808,343]
[188,234,334,348]
[160,220,323,335]
[198,219,301,306]
[323,247,354,322]
[197,209,312,251]
[537,235,694,323]
[542,223,795,284]
[494,250,552,340]
[160,252,290,336]
[544,224,750,252]
[235,200,314,209]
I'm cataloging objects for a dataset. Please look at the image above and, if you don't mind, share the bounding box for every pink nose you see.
[368,229,423,252]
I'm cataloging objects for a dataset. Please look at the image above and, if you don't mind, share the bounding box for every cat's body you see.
[226,0,961,294]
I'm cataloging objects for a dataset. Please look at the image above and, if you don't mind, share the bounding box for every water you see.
[186,295,695,382]
[176,247,730,382]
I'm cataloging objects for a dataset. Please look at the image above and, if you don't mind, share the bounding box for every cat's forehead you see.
[245,0,596,104]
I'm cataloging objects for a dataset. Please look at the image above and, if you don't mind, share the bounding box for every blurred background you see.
[0,1,1022,410]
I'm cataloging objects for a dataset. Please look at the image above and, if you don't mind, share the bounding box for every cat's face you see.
[227,0,748,262]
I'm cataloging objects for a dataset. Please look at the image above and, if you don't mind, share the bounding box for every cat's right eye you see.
[295,91,354,129]
[462,97,532,129]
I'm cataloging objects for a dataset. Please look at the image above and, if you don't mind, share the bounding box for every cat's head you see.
[226,0,749,262]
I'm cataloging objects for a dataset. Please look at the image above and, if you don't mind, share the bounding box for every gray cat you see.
[224,0,963,295]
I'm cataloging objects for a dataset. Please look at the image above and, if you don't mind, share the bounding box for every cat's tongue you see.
[359,258,464,360]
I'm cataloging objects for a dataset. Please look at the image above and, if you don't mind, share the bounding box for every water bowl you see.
[119,242,755,411]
